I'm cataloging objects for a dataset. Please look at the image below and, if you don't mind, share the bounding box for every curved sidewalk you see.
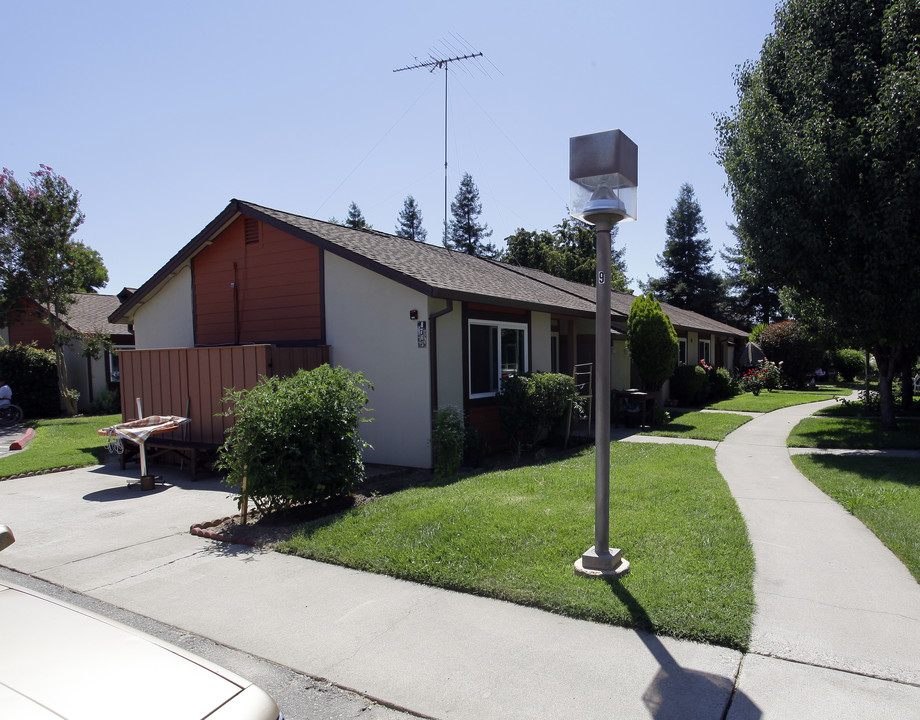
[715,400,920,707]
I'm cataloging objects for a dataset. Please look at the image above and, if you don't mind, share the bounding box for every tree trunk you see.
[874,344,902,431]
[901,347,916,413]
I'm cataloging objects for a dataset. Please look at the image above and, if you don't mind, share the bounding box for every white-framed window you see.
[468,320,528,398]
[678,338,687,365]
[698,338,712,365]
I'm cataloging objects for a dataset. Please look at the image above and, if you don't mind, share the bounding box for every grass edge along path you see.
[280,442,755,651]
[641,410,752,442]
[788,416,920,450]
[705,388,843,413]
[0,414,121,477]
[791,454,920,583]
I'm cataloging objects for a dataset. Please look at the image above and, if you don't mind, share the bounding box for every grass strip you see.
[706,389,840,413]
[788,417,920,450]
[280,443,755,650]
[792,454,920,582]
[0,414,121,476]
[642,411,751,442]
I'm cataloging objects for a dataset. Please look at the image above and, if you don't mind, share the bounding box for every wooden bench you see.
[118,438,219,480]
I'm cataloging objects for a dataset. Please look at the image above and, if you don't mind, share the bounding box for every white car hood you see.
[0,583,247,720]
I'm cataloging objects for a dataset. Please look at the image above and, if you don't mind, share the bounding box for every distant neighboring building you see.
[1,291,135,412]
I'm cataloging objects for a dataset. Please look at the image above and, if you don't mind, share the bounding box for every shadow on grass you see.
[803,454,920,489]
[604,578,761,720]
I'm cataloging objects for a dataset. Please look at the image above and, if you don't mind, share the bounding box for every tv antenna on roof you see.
[395,40,486,246]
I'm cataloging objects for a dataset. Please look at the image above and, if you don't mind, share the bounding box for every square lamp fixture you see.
[569,129,638,225]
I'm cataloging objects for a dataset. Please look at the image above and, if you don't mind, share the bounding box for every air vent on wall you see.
[244,217,260,244]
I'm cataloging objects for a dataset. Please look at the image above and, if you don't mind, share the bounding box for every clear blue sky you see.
[3,1,778,294]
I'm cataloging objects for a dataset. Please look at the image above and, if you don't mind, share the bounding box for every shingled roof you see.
[111,199,747,338]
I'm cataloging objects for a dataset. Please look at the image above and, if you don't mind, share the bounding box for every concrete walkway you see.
[715,400,920,717]
[0,405,918,718]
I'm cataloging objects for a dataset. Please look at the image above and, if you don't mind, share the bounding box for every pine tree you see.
[394,195,427,242]
[344,202,371,230]
[643,183,723,316]
[445,173,495,256]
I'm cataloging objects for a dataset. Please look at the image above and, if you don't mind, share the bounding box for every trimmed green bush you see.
[833,348,865,382]
[627,294,679,392]
[708,366,738,401]
[0,343,58,418]
[217,364,373,512]
[88,387,121,415]
[499,372,581,450]
[432,405,465,480]
[670,364,707,406]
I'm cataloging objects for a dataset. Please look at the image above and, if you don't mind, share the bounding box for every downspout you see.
[428,298,454,420]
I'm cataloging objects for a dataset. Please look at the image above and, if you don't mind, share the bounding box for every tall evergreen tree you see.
[344,202,371,230]
[394,195,427,242]
[643,183,723,316]
[445,172,495,256]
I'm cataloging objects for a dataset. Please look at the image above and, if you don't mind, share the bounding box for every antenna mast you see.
[395,49,484,245]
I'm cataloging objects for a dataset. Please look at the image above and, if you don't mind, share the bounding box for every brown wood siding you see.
[8,302,54,349]
[193,217,322,345]
[118,345,329,445]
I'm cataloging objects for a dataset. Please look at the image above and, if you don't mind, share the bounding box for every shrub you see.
[708,366,738,401]
[499,372,581,451]
[758,321,824,387]
[670,364,707,406]
[739,360,782,395]
[88,387,121,415]
[627,293,679,392]
[0,343,59,418]
[833,348,865,382]
[217,364,373,513]
[431,405,465,480]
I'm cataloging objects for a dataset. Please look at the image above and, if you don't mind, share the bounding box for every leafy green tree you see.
[720,224,783,328]
[445,172,495,256]
[0,165,109,415]
[395,195,427,242]
[502,218,629,291]
[643,183,724,317]
[758,320,825,387]
[344,201,371,230]
[626,293,679,392]
[716,0,920,429]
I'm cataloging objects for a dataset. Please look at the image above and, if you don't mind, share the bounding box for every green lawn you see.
[642,411,752,442]
[705,388,842,413]
[792,455,920,582]
[0,414,120,477]
[788,417,920,450]
[280,443,755,650]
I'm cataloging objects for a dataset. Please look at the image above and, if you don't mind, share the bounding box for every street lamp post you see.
[569,129,637,578]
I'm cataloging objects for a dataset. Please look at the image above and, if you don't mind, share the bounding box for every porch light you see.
[570,129,637,578]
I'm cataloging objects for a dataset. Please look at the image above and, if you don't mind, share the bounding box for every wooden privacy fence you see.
[118,345,330,445]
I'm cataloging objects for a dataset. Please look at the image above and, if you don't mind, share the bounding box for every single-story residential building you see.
[1,291,135,412]
[110,199,747,468]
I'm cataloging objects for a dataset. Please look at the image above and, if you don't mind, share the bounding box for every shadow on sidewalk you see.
[605,579,762,720]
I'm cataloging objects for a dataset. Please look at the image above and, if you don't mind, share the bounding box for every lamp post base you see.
[574,545,630,577]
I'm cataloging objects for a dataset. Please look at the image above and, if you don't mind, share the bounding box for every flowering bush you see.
[740,360,782,395]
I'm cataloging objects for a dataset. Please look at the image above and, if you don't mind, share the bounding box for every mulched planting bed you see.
[192,468,436,547]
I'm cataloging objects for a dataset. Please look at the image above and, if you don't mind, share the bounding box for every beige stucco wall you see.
[132,266,195,349]
[611,338,631,390]
[325,254,432,468]
[62,344,112,413]
[530,312,552,373]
